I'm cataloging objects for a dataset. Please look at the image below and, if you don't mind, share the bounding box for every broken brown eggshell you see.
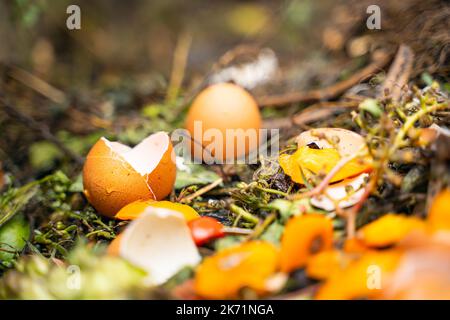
[297,128,370,212]
[296,127,368,157]
[82,132,176,217]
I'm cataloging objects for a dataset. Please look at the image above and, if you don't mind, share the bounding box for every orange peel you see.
[306,250,349,280]
[343,238,370,254]
[427,189,450,231]
[194,241,279,299]
[357,214,426,248]
[115,200,199,221]
[280,214,334,273]
[316,250,402,300]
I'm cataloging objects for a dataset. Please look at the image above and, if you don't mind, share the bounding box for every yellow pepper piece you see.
[279,146,372,185]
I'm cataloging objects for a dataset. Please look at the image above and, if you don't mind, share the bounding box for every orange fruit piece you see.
[428,189,450,231]
[279,146,372,185]
[343,238,370,254]
[306,250,349,280]
[107,233,123,256]
[194,241,279,299]
[280,214,334,273]
[357,214,426,248]
[114,200,199,221]
[316,250,402,300]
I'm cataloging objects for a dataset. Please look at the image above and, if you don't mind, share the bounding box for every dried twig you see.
[257,50,390,107]
[262,117,293,130]
[166,32,192,104]
[0,96,84,165]
[8,66,66,104]
[379,44,414,102]
[179,178,223,203]
[222,227,253,236]
[292,100,359,126]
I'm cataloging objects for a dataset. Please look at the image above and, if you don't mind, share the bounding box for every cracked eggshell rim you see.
[118,207,201,286]
[296,128,368,157]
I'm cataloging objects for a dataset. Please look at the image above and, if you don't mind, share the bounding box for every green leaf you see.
[0,241,148,299]
[266,198,314,222]
[69,174,84,193]
[0,214,30,263]
[421,72,433,86]
[175,161,221,189]
[0,183,39,227]
[163,266,194,290]
[214,236,244,251]
[29,141,63,171]
[259,221,284,245]
[359,99,382,118]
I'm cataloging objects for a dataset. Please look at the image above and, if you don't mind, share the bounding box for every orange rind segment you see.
[306,250,349,280]
[428,189,450,231]
[194,241,279,299]
[316,250,402,300]
[115,200,199,221]
[357,214,426,248]
[280,214,334,273]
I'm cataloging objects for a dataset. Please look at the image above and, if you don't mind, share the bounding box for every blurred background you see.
[0,0,448,183]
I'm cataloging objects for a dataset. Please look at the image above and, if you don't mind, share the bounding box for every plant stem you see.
[230,204,259,225]
[254,185,289,197]
[389,102,447,156]
[249,213,276,239]
[180,178,223,203]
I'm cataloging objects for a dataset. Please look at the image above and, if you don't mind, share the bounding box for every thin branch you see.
[0,96,84,165]
[379,44,414,102]
[257,50,391,107]
[166,32,192,104]
[8,66,66,104]
[179,178,223,203]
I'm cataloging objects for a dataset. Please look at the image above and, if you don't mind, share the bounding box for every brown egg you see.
[185,83,262,162]
[83,132,176,217]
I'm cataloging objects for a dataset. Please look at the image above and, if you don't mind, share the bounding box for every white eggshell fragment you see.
[118,207,201,285]
[296,128,367,157]
[310,173,369,211]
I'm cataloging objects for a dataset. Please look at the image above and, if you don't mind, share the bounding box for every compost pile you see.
[0,0,449,300]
